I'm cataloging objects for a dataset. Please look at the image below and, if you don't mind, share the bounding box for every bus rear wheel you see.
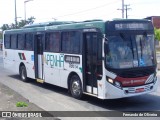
[20,65,28,82]
[70,75,83,99]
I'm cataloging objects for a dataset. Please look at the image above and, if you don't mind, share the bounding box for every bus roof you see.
[4,19,151,34]
[4,20,105,34]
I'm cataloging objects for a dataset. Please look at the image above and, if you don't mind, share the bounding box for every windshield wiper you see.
[130,36,134,59]
[140,38,143,58]
[120,33,125,39]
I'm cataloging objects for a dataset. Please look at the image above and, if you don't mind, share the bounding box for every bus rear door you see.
[34,33,44,82]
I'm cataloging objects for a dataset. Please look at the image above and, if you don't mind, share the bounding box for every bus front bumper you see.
[104,77,159,99]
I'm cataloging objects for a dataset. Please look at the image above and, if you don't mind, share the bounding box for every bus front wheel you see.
[20,65,28,82]
[70,75,83,99]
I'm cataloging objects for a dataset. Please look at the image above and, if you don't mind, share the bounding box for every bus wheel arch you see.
[68,72,83,99]
[19,63,28,82]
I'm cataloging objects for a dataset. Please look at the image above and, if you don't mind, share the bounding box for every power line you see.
[96,10,119,19]
[130,0,160,6]
[54,0,120,19]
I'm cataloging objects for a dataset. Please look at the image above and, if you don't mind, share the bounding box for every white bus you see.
[3,19,158,99]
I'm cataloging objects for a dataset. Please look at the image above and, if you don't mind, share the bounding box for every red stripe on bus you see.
[22,53,26,60]
[115,76,149,87]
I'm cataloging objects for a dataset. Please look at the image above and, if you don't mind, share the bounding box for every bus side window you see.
[62,31,80,54]
[62,32,70,53]
[70,31,80,54]
[18,34,25,50]
[4,34,10,49]
[11,34,17,49]
[45,33,50,51]
[45,32,60,52]
[49,32,60,52]
[25,33,33,50]
[53,32,60,52]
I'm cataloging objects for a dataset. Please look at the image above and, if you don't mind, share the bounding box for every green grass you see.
[16,102,28,107]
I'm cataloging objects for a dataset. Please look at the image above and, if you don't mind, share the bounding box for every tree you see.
[0,16,36,31]
[26,16,35,24]
[1,24,10,31]
[17,20,27,28]
[10,23,17,29]
[17,16,35,28]
[0,32,2,39]
[155,28,160,41]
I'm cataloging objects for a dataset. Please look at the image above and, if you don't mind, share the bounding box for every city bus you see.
[3,19,158,99]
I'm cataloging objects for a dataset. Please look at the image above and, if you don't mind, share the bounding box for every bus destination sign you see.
[115,23,149,30]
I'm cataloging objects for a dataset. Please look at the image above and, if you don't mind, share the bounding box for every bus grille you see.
[119,67,155,78]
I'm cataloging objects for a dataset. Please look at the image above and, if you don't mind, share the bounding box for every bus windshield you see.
[105,33,155,69]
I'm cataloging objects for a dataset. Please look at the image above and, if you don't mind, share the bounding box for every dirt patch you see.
[0,82,43,111]
[0,82,60,120]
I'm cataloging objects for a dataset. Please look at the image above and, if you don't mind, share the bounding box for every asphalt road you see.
[0,50,160,120]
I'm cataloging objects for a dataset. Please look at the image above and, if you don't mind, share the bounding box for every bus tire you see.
[20,65,28,82]
[70,75,83,99]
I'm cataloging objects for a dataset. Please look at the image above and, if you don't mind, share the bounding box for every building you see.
[145,16,160,29]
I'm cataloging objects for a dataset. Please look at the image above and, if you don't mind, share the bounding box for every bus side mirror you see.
[104,36,109,49]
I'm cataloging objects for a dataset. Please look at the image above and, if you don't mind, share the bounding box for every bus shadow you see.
[9,74,70,97]
[82,93,160,111]
[9,74,160,111]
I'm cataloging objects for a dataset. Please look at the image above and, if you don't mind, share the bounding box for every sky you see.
[0,0,160,27]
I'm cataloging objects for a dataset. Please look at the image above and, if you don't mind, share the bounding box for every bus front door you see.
[34,34,44,81]
[84,32,102,95]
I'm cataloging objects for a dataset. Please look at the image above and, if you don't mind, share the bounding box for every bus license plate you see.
[135,88,144,93]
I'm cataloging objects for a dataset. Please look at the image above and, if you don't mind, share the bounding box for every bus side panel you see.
[3,49,35,79]
[43,52,83,89]
[60,54,83,89]
[14,50,35,79]
[24,51,35,79]
[43,52,61,86]
[3,49,18,74]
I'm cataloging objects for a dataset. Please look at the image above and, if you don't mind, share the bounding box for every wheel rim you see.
[72,80,81,96]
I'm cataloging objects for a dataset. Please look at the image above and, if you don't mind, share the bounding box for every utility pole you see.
[124,5,131,19]
[117,0,125,18]
[24,0,33,21]
[122,0,124,19]
[15,0,17,28]
[118,0,131,19]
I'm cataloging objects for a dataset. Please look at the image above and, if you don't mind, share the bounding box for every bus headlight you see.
[107,78,122,89]
[114,81,122,89]
[108,78,114,84]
